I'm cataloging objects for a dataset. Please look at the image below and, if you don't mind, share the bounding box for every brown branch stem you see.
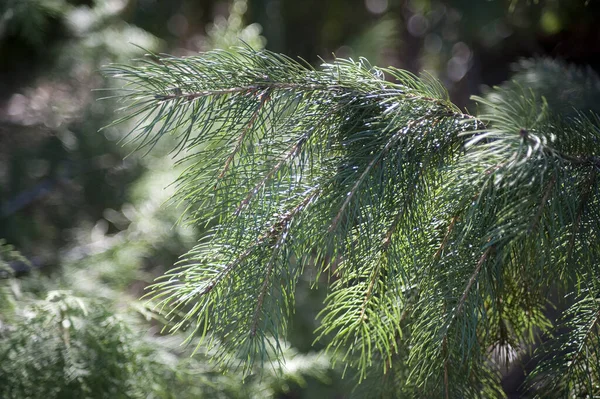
[528,176,556,233]
[234,135,307,215]
[217,89,271,182]
[454,246,492,320]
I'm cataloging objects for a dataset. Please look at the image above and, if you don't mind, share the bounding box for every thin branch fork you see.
[249,189,320,336]
[528,176,556,233]
[329,116,432,233]
[359,261,383,322]
[453,246,493,322]
[249,221,289,337]
[234,135,307,215]
[328,108,464,234]
[436,246,493,387]
[217,88,271,183]
[157,190,320,323]
[568,169,597,255]
[358,204,409,321]
[356,159,429,321]
[434,214,460,261]
[197,188,320,300]
[230,103,345,216]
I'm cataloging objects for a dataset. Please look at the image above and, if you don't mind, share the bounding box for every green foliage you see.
[0,291,161,399]
[0,240,32,318]
[0,239,29,273]
[528,292,600,398]
[106,50,600,397]
[0,287,331,398]
[205,0,266,51]
[105,46,469,374]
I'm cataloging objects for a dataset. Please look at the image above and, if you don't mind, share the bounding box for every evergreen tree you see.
[105,47,600,398]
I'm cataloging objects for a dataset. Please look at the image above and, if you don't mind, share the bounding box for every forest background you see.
[1,0,599,397]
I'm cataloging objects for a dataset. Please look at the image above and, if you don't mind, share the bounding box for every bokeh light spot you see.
[408,14,429,37]
[365,0,388,15]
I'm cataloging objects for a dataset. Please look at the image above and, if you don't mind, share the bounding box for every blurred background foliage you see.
[0,0,598,397]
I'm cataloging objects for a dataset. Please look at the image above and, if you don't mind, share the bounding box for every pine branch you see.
[528,176,555,233]
[106,51,600,397]
[234,135,308,215]
[454,246,492,321]
[218,88,271,181]
[528,293,600,397]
